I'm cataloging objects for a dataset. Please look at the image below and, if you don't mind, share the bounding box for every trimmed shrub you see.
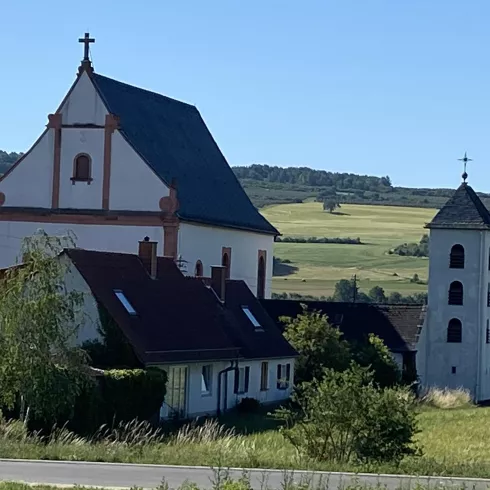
[101,368,167,423]
[236,397,261,414]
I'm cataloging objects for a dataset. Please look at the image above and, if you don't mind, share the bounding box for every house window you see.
[72,154,92,182]
[114,290,137,315]
[221,247,231,279]
[449,244,464,269]
[488,284,490,307]
[277,363,291,390]
[486,319,490,344]
[448,281,463,305]
[452,366,457,374]
[201,365,212,395]
[447,318,462,343]
[234,366,250,394]
[257,251,266,299]
[260,361,269,391]
[195,260,203,277]
[242,306,262,330]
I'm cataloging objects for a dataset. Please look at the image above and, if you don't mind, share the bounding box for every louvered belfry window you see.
[449,244,465,269]
[448,281,463,305]
[73,154,92,181]
[447,318,462,343]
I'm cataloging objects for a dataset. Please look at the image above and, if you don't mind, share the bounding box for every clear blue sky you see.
[1,0,489,190]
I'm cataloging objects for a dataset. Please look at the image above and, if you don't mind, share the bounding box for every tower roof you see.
[426,183,490,229]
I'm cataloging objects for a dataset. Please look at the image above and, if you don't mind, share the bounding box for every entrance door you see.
[166,366,188,418]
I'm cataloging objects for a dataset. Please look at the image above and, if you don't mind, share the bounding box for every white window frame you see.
[277,363,291,390]
[201,364,213,396]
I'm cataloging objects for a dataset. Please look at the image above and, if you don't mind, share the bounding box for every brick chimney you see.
[211,265,226,302]
[138,236,157,279]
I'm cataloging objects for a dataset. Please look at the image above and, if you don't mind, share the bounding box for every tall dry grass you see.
[421,387,473,409]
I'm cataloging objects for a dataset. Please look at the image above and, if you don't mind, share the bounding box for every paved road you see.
[1,459,490,489]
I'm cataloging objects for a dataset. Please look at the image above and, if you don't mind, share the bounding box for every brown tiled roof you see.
[261,300,425,352]
[426,183,490,229]
[64,249,295,364]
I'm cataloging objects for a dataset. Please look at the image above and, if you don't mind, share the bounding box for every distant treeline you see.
[276,236,363,245]
[389,235,429,257]
[272,279,427,305]
[234,164,490,209]
[234,164,392,192]
[0,151,21,175]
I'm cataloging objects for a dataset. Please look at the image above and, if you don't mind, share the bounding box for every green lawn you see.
[261,202,436,297]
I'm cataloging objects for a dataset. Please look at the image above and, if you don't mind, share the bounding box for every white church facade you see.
[417,176,490,401]
[0,34,277,298]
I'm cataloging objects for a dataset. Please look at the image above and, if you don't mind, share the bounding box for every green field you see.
[261,202,437,297]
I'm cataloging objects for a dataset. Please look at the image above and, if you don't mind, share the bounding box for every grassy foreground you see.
[261,202,436,297]
[2,405,490,479]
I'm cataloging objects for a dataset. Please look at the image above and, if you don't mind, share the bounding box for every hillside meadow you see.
[261,202,437,297]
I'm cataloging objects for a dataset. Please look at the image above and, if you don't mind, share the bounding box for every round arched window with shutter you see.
[72,154,92,183]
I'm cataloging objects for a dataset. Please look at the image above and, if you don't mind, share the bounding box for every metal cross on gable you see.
[458,152,472,183]
[78,32,95,61]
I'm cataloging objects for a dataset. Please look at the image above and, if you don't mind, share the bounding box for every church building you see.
[417,165,490,401]
[0,34,277,297]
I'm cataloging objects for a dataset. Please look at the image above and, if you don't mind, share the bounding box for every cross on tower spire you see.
[77,33,95,76]
[458,152,472,183]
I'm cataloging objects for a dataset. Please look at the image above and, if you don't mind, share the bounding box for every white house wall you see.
[61,254,101,345]
[159,358,295,419]
[59,72,108,126]
[178,223,274,297]
[109,131,169,211]
[0,131,54,208]
[0,221,164,268]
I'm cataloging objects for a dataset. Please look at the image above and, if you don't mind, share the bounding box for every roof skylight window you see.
[242,306,261,329]
[114,290,137,315]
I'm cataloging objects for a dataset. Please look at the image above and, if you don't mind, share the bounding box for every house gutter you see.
[217,361,238,416]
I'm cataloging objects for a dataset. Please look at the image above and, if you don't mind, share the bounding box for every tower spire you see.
[458,152,472,183]
[78,32,95,76]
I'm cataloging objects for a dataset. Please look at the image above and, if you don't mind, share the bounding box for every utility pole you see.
[352,274,357,303]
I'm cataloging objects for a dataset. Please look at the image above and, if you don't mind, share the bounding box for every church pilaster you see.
[102,114,120,210]
[47,113,62,209]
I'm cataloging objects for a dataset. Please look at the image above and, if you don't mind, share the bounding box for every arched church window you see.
[447,318,462,343]
[448,281,463,305]
[257,254,266,299]
[221,247,231,279]
[195,260,203,277]
[449,244,465,269]
[72,154,92,182]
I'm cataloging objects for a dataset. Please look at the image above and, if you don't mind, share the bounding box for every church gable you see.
[59,71,108,126]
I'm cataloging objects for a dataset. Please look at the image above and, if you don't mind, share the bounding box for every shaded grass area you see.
[2,406,490,479]
[262,203,435,297]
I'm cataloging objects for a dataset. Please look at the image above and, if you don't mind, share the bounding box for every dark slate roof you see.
[261,300,425,352]
[91,74,277,235]
[427,183,490,229]
[64,249,294,363]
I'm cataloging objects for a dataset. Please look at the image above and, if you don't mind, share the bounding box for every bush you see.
[352,334,401,388]
[275,364,419,464]
[422,387,473,409]
[101,368,167,424]
[281,305,351,383]
[236,398,261,414]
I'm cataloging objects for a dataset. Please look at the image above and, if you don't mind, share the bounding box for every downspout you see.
[217,361,238,416]
[476,230,485,402]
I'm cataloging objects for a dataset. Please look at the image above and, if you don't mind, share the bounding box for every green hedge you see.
[100,368,167,424]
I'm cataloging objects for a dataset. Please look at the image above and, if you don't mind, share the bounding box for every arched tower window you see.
[72,154,92,182]
[449,244,465,269]
[257,250,267,299]
[447,318,462,343]
[221,247,231,279]
[195,260,203,277]
[448,281,463,305]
